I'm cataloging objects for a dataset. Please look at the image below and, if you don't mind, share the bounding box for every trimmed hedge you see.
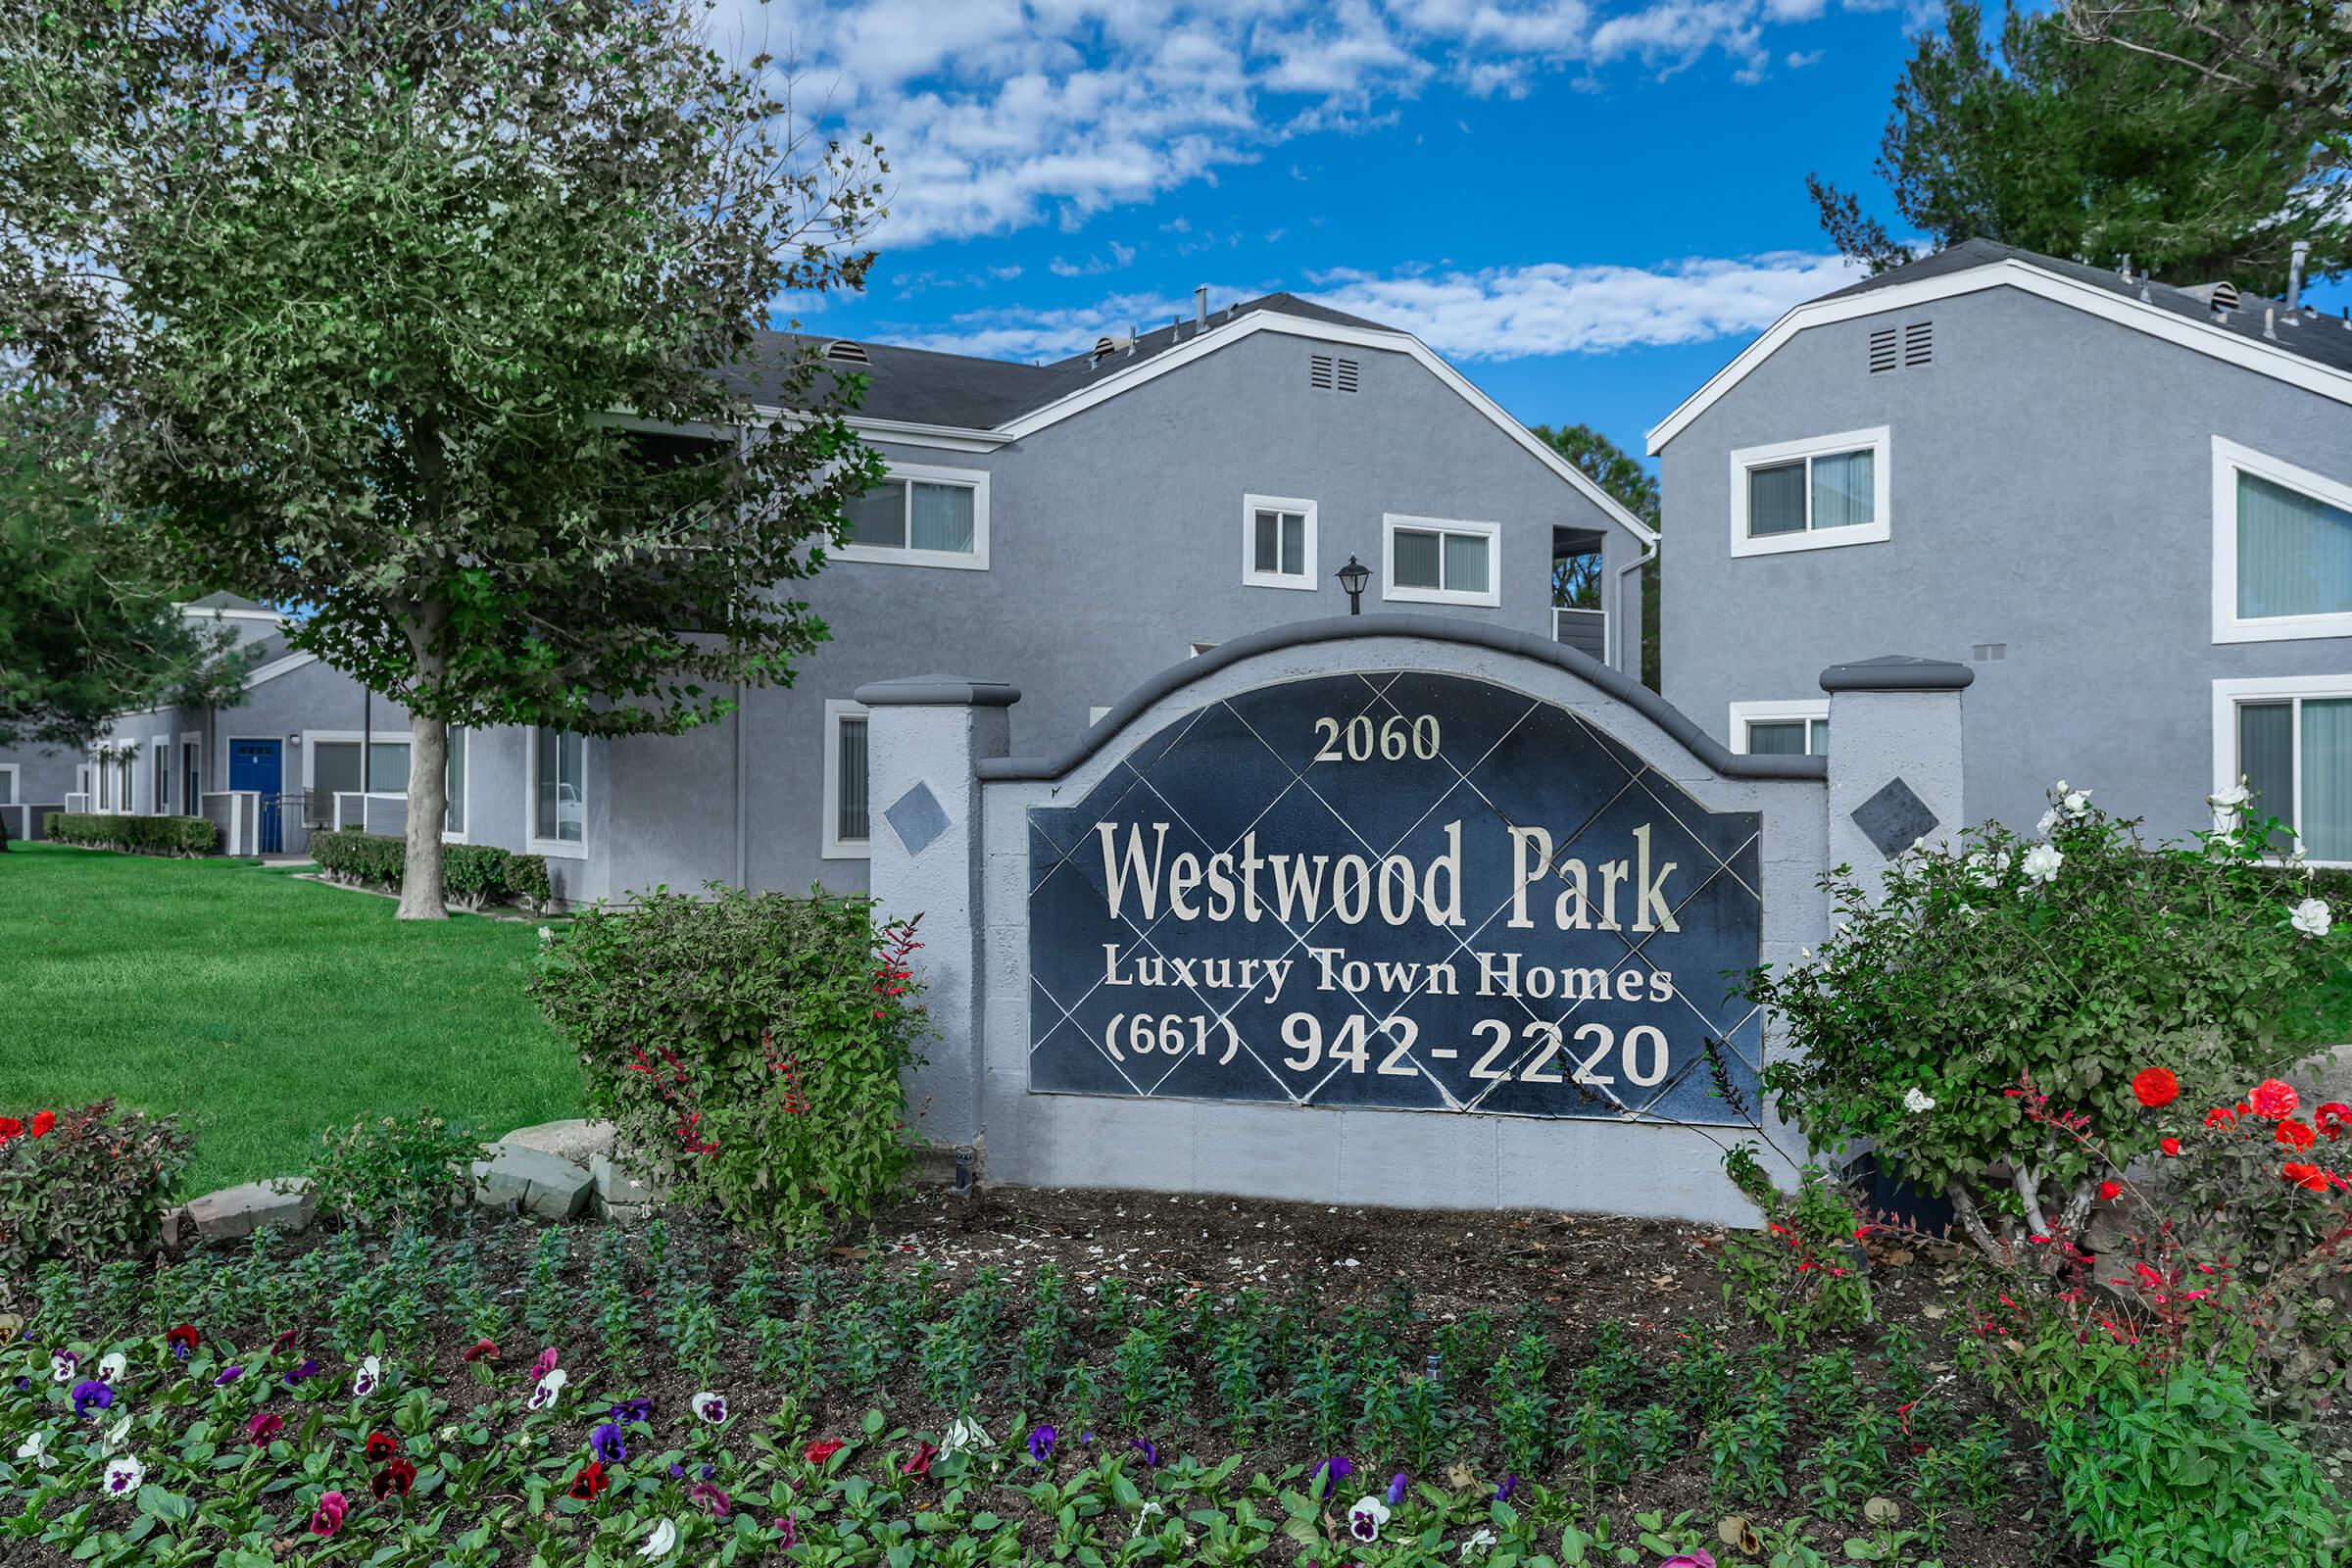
[311,829,551,912]
[43,811,218,857]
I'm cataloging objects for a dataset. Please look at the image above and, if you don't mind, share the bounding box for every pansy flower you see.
[1309,1454,1350,1497]
[371,1457,417,1499]
[96,1352,126,1384]
[309,1490,349,1537]
[636,1518,677,1559]
[462,1339,499,1364]
[566,1459,610,1500]
[900,1440,940,1476]
[610,1397,651,1424]
[1493,1474,1519,1501]
[773,1513,798,1547]
[48,1350,76,1384]
[165,1325,198,1360]
[1130,1437,1161,1469]
[1387,1471,1410,1507]
[527,1367,567,1411]
[351,1356,381,1397]
[689,1392,728,1427]
[804,1438,845,1465]
[270,1329,298,1355]
[366,1431,402,1462]
[101,1455,143,1498]
[14,1430,53,1470]
[70,1381,114,1418]
[212,1364,244,1387]
[1027,1425,1056,1462]
[1348,1495,1391,1544]
[283,1358,320,1388]
[529,1347,560,1380]
[689,1481,731,1517]
[247,1412,283,1447]
[589,1423,627,1463]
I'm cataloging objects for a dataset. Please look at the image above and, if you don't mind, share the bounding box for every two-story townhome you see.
[1649,239,2352,856]
[424,292,1657,905]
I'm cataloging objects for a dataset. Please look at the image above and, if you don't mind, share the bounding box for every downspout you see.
[1613,539,1657,676]
[733,681,748,889]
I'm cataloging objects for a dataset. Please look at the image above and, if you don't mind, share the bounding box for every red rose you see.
[28,1110,54,1139]
[2205,1106,2237,1130]
[2250,1079,2299,1120]
[2132,1068,2180,1109]
[2316,1103,2351,1141]
[804,1439,846,1464]
[2278,1119,2318,1151]
[2282,1162,2330,1192]
[2098,1180,2122,1200]
[2160,1137,2181,1156]
[0,1116,21,1142]
[365,1431,401,1462]
[565,1459,609,1500]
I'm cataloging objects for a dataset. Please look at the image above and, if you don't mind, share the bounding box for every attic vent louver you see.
[1903,320,1934,367]
[1868,326,1898,373]
[1310,353,1359,392]
[1334,358,1359,392]
[823,339,869,365]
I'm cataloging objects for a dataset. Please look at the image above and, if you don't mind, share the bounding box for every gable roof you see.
[1647,239,2352,453]
[727,293,1659,548]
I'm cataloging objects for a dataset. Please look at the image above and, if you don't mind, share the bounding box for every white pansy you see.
[1348,1495,1391,1544]
[691,1390,731,1427]
[635,1518,676,1559]
[2292,898,2332,939]
[48,1352,76,1384]
[15,1430,53,1469]
[2022,843,2064,886]
[96,1352,125,1383]
[939,1414,985,1454]
[1129,1499,1167,1540]
[351,1355,381,1398]
[100,1455,143,1498]
[527,1367,568,1410]
[1460,1527,1499,1557]
[101,1414,130,1452]
[1903,1087,1936,1114]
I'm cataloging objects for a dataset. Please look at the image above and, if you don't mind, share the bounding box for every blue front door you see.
[229,740,283,852]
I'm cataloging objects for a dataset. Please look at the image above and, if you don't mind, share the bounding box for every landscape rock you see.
[499,1118,616,1166]
[471,1143,594,1221]
[186,1178,314,1243]
[590,1152,664,1222]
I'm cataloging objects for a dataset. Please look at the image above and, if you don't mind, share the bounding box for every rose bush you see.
[0,1102,189,1285]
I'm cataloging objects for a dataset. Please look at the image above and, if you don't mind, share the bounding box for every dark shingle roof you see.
[720,291,1398,429]
[183,591,277,614]
[1830,238,2352,375]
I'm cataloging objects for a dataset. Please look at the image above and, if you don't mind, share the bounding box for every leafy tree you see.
[1812,1,2352,291]
[0,395,249,756]
[1532,423,1661,693]
[2,0,887,915]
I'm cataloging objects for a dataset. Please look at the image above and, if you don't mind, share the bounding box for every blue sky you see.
[743,0,1951,458]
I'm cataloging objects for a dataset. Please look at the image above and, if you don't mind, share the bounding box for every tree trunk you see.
[398,710,449,920]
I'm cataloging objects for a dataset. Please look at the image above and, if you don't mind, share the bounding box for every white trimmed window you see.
[150,738,170,814]
[1242,495,1317,589]
[822,700,870,859]
[838,462,989,569]
[1730,700,1830,756]
[0,764,16,807]
[444,727,468,840]
[1383,514,1500,607]
[1729,426,1890,557]
[2212,436,2352,643]
[179,735,200,815]
[2214,675,2352,864]
[529,726,588,855]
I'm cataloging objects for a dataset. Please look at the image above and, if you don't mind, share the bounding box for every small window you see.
[532,727,587,851]
[837,464,990,569]
[2221,682,2352,861]
[1242,494,1317,589]
[1730,427,1890,557]
[444,728,467,837]
[2214,437,2352,642]
[0,765,16,808]
[152,743,170,814]
[1731,702,1830,757]
[1383,514,1500,607]
[822,701,870,858]
[180,740,199,814]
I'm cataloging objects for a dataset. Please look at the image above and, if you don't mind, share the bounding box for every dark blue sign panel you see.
[1026,672,1762,1121]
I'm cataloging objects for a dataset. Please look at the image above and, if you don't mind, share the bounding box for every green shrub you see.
[1744,784,2341,1257]
[528,885,929,1237]
[311,829,549,911]
[297,1108,483,1233]
[44,811,218,856]
[0,1101,190,1280]
[1718,1146,1874,1342]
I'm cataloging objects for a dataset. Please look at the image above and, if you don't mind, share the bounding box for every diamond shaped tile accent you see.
[1850,776,1938,858]
[885,782,951,858]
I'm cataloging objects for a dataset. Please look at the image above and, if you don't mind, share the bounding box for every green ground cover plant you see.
[0,844,577,1193]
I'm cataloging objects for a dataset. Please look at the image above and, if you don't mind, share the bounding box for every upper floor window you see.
[838,463,990,570]
[2213,436,2352,643]
[1731,700,1829,757]
[1383,514,1500,608]
[1242,495,1317,590]
[1729,426,1890,558]
[531,726,587,854]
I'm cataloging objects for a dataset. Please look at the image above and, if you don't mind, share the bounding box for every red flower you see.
[28,1110,54,1139]
[371,1457,417,1499]
[2205,1106,2238,1129]
[2278,1119,2318,1152]
[365,1431,401,1462]
[900,1441,940,1476]
[2160,1137,2181,1156]
[2250,1079,2300,1120]
[461,1339,499,1363]
[166,1324,199,1353]
[2132,1068,2180,1109]
[246,1412,283,1447]
[0,1117,20,1143]
[2283,1161,2331,1192]
[2317,1103,2352,1141]
[2098,1180,2122,1201]
[565,1460,610,1500]
[804,1439,845,1465]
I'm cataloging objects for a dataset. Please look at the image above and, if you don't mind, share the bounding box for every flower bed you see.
[0,1192,2050,1566]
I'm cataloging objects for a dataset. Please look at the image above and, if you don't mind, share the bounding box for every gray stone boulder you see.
[471,1143,594,1220]
[187,1178,314,1243]
[499,1118,616,1166]
[590,1152,665,1222]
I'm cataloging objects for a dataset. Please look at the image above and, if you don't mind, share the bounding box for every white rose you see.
[2291,898,2331,939]
[1903,1087,1936,1113]
[2063,788,2091,817]
[2210,782,2251,812]
[2036,809,2058,836]
[2022,843,2064,886]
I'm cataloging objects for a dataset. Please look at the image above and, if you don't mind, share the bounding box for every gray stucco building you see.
[1650,240,2352,857]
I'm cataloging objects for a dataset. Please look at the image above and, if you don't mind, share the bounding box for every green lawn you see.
[0,842,581,1194]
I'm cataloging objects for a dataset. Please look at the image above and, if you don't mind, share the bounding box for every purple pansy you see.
[1311,1455,1353,1498]
[1027,1425,1056,1462]
[212,1365,243,1386]
[610,1397,651,1424]
[1494,1474,1518,1502]
[282,1358,319,1388]
[589,1422,627,1463]
[1387,1471,1409,1507]
[71,1381,114,1418]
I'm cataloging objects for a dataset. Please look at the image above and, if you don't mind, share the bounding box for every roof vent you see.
[2181,281,2240,313]
[1310,353,1359,392]
[1090,333,1134,366]
[823,339,869,365]
[1903,320,1934,368]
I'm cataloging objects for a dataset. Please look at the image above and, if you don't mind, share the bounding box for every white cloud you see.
[892,251,1864,362]
[724,0,1870,246]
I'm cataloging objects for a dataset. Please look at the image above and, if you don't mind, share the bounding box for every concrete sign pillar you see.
[853,675,1018,1156]
[1820,656,1973,900]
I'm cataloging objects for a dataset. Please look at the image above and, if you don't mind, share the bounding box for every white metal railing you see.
[332,790,408,831]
